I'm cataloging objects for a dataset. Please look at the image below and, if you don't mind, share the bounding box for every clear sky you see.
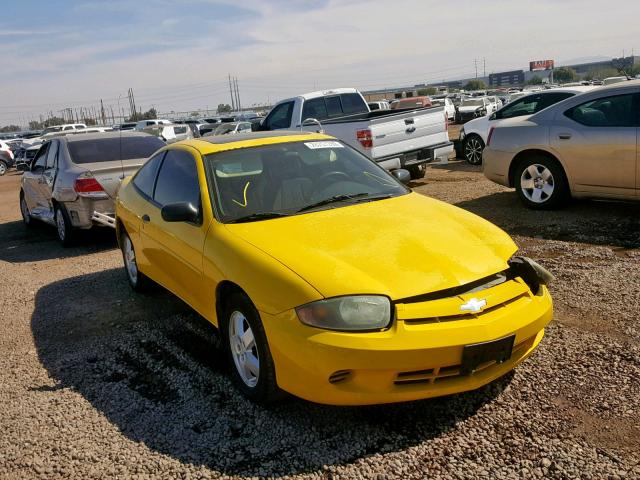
[1,0,638,126]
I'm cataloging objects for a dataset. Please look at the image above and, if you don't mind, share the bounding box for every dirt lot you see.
[1,161,639,479]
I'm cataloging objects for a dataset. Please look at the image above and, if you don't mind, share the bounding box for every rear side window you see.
[565,94,636,127]
[132,152,164,199]
[340,93,368,114]
[325,96,342,117]
[67,136,165,164]
[153,150,200,207]
[302,98,329,121]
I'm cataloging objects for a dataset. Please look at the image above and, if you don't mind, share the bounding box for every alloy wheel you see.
[228,311,260,388]
[20,197,30,224]
[464,137,483,164]
[520,164,555,204]
[123,236,138,284]
[0,162,6,175]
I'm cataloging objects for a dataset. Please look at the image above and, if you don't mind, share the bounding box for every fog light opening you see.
[328,370,352,384]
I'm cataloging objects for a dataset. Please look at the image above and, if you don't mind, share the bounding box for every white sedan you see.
[459,87,593,165]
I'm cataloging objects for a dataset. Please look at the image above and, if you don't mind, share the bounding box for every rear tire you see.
[407,164,426,180]
[221,292,282,404]
[514,155,569,210]
[55,205,75,247]
[120,231,152,292]
[0,160,7,176]
[463,134,484,165]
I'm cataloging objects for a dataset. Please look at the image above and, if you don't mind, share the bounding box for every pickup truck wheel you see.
[514,156,569,210]
[121,232,152,292]
[222,292,282,404]
[20,192,33,227]
[55,205,76,247]
[0,160,7,176]
[407,164,426,180]
[463,134,484,165]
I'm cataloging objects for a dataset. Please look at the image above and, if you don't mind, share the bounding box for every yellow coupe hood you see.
[225,193,517,300]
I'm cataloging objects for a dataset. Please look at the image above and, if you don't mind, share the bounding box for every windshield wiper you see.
[296,193,371,213]
[352,193,394,203]
[227,212,290,224]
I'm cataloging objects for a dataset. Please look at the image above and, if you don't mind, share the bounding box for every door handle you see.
[558,133,572,140]
[142,214,150,223]
[406,126,416,134]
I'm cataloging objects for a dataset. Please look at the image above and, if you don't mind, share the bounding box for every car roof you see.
[176,131,335,155]
[60,131,154,143]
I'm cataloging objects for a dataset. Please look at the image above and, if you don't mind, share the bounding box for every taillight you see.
[356,129,373,149]
[74,174,108,198]
[487,126,495,146]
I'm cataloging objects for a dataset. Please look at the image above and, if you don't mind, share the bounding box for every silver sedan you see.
[483,80,639,209]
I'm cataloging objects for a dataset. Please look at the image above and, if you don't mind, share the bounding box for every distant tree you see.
[417,87,437,96]
[463,79,487,91]
[190,111,200,117]
[527,76,543,85]
[553,67,577,84]
[126,108,157,122]
[217,103,232,113]
[584,67,620,81]
[0,125,21,132]
[29,120,42,130]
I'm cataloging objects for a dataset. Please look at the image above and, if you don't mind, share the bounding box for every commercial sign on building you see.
[529,60,555,71]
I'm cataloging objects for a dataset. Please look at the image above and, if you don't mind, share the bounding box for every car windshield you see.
[213,124,237,135]
[42,126,62,134]
[205,140,408,223]
[461,98,484,107]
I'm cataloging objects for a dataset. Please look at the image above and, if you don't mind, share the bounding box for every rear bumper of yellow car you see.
[261,285,553,405]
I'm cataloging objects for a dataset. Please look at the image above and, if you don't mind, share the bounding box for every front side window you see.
[565,94,636,127]
[132,152,165,199]
[153,149,200,208]
[264,101,294,129]
[205,140,408,223]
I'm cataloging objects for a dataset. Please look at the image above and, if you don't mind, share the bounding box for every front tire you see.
[0,160,7,176]
[55,205,75,247]
[463,134,484,165]
[121,232,152,292]
[514,156,569,210]
[222,292,281,403]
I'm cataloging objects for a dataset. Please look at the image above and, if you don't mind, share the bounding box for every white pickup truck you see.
[259,88,453,179]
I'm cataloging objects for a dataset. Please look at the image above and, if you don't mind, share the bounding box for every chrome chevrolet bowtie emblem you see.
[460,298,487,313]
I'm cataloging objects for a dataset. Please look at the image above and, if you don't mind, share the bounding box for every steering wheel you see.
[316,171,350,188]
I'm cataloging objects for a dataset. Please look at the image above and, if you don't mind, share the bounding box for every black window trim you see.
[132,150,166,204]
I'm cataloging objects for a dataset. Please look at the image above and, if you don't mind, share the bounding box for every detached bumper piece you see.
[91,211,116,228]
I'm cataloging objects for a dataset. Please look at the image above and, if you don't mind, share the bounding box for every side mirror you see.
[489,112,497,120]
[16,163,29,171]
[391,169,411,185]
[161,202,200,223]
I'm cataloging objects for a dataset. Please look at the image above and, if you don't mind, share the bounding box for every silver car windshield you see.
[461,99,484,107]
[204,140,408,223]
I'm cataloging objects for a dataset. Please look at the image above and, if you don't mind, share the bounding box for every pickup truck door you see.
[263,101,295,130]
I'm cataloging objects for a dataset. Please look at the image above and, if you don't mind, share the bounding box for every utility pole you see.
[474,59,478,79]
[234,77,241,111]
[483,58,486,77]
[228,74,236,110]
[100,99,106,126]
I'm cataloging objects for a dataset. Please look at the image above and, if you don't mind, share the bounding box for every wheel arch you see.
[215,280,250,328]
[508,149,569,190]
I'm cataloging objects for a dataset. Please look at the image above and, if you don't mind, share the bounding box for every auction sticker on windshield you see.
[304,141,344,149]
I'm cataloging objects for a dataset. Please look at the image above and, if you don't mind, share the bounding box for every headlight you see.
[296,295,392,332]
[508,256,554,295]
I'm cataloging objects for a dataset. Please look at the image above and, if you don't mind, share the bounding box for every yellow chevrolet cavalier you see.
[115,131,553,405]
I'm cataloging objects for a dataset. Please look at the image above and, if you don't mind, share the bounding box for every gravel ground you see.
[0,159,639,479]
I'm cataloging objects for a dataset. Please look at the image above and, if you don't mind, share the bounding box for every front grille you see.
[403,291,528,325]
[393,334,536,386]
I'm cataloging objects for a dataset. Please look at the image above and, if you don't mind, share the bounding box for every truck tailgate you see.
[369,107,450,159]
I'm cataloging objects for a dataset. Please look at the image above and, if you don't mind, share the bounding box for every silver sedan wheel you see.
[520,164,555,204]
[464,136,483,164]
[123,236,138,284]
[0,162,6,175]
[56,210,66,241]
[228,311,259,388]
